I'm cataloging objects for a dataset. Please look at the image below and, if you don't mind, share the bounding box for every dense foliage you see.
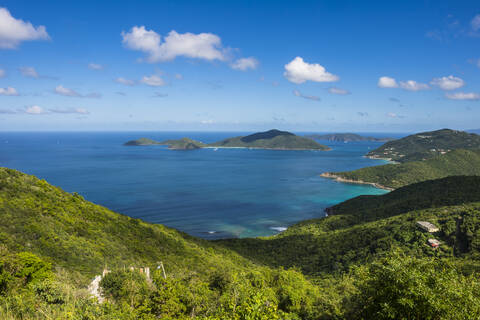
[3,167,480,319]
[366,128,480,163]
[330,149,480,189]
[305,133,392,142]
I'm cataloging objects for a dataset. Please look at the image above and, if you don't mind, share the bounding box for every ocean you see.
[0,131,401,239]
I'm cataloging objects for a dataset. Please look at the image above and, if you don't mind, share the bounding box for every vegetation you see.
[326,149,480,189]
[305,133,393,142]
[124,138,163,146]
[366,128,480,163]
[3,167,480,318]
[209,129,330,150]
[124,137,206,149]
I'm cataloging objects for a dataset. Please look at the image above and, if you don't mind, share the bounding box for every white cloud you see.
[472,14,480,31]
[328,87,350,95]
[175,73,183,80]
[115,77,135,86]
[445,92,480,100]
[293,89,320,101]
[231,57,259,71]
[54,85,101,98]
[284,57,338,84]
[399,80,429,91]
[0,86,19,96]
[88,63,103,70]
[0,7,49,49]
[19,66,39,78]
[49,107,90,114]
[121,26,227,62]
[430,75,464,90]
[141,75,165,87]
[25,105,45,114]
[0,69,5,78]
[54,85,81,97]
[378,76,398,88]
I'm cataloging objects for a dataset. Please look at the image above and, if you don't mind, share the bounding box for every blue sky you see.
[0,0,479,132]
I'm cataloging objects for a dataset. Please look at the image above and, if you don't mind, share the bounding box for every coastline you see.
[203,146,331,151]
[320,172,394,191]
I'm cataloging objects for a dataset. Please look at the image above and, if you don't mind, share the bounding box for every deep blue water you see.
[0,132,403,239]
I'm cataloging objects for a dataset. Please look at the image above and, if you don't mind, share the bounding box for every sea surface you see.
[0,131,404,239]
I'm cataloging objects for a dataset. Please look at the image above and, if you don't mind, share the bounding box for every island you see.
[124,129,330,151]
[305,133,394,142]
[365,128,480,163]
[321,128,480,189]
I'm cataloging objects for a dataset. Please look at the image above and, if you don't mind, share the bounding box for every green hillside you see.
[219,176,480,276]
[3,168,480,319]
[366,128,480,163]
[209,129,330,150]
[160,137,206,149]
[124,138,162,146]
[325,149,480,189]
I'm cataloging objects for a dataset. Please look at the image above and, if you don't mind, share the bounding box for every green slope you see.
[366,128,480,163]
[325,149,480,189]
[305,133,393,142]
[219,176,480,276]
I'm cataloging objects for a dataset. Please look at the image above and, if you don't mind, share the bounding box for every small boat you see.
[213,148,218,151]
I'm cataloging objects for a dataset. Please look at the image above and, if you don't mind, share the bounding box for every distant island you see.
[321,128,480,189]
[125,129,330,151]
[365,128,480,163]
[305,133,394,142]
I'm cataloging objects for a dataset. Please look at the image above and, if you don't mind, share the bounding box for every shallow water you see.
[0,132,400,239]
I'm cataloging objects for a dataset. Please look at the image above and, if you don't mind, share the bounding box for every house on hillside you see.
[428,239,440,248]
[416,221,439,233]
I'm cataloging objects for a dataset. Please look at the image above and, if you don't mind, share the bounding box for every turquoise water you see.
[0,132,395,239]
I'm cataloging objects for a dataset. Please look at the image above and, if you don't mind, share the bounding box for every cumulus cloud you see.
[121,26,227,62]
[292,89,320,101]
[49,107,90,114]
[284,57,339,84]
[24,105,46,114]
[88,63,103,70]
[328,87,350,95]
[378,76,398,88]
[472,14,480,31]
[445,92,480,100]
[0,69,5,78]
[19,66,39,78]
[115,77,135,86]
[399,80,429,91]
[141,75,165,87]
[430,75,464,90]
[0,7,49,49]
[54,85,101,98]
[231,57,259,71]
[0,86,19,96]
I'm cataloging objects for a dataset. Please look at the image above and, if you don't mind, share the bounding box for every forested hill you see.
[366,128,480,163]
[3,168,480,318]
[325,149,480,189]
[219,176,480,276]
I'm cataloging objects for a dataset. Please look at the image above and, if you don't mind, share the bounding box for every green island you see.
[305,133,394,142]
[365,128,480,163]
[124,129,331,151]
[3,166,480,318]
[322,129,480,190]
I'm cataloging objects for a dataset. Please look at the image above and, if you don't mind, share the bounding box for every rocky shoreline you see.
[320,172,394,191]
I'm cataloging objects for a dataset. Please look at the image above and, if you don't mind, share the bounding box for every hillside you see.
[3,169,480,318]
[209,129,330,150]
[306,133,393,142]
[124,137,162,146]
[324,149,480,189]
[124,137,206,149]
[366,128,480,163]
[219,176,480,276]
[0,167,329,319]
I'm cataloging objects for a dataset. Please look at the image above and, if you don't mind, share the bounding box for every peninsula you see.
[125,129,330,151]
